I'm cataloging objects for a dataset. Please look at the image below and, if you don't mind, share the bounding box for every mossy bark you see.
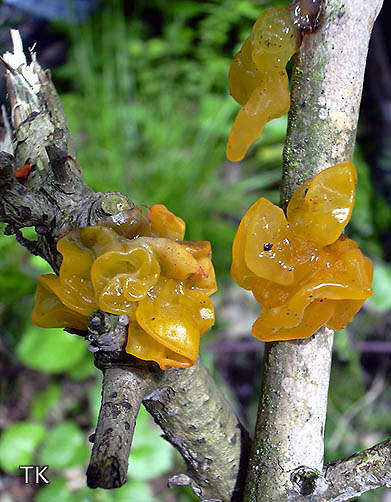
[244,1,384,501]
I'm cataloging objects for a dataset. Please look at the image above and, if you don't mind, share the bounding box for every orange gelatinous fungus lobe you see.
[230,162,373,342]
[244,201,294,286]
[91,244,160,307]
[179,287,215,336]
[32,205,217,369]
[14,164,32,180]
[134,279,204,369]
[287,162,357,246]
[77,225,128,257]
[251,7,301,69]
[104,208,152,239]
[226,76,291,162]
[141,237,201,280]
[149,204,186,241]
[253,299,335,342]
[226,6,300,161]
[231,200,262,290]
[231,197,294,287]
[229,37,259,106]
[180,240,217,294]
[186,256,217,295]
[32,275,88,330]
[125,320,191,370]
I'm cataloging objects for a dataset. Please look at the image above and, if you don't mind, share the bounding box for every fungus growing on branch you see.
[32,205,217,369]
[226,6,301,161]
[230,162,373,341]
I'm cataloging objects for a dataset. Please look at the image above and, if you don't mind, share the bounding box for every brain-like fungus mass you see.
[226,6,301,161]
[32,204,217,369]
[230,162,373,341]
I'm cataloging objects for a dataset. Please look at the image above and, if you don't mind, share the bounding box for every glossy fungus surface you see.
[226,6,300,161]
[32,205,217,369]
[230,162,373,341]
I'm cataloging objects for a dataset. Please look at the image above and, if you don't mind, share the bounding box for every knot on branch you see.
[87,310,129,355]
[290,466,329,496]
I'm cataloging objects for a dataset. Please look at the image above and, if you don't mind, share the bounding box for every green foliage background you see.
[0,0,391,500]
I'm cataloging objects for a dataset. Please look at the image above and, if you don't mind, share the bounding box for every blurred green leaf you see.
[366,261,391,311]
[333,330,351,361]
[35,477,72,502]
[68,352,95,381]
[0,422,45,473]
[31,383,61,421]
[88,373,103,424]
[112,480,154,502]
[16,326,87,374]
[39,421,89,469]
[29,255,53,274]
[129,406,173,481]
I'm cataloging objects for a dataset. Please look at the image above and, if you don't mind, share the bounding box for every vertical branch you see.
[244,1,383,501]
[87,366,155,489]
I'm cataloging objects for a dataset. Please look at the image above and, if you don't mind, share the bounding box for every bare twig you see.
[321,440,391,501]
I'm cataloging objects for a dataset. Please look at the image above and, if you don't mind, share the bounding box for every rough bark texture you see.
[86,366,154,488]
[144,359,250,502]
[89,353,250,500]
[244,1,384,501]
[0,31,249,500]
[321,439,391,501]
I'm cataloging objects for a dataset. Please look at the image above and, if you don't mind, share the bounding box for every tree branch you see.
[321,439,391,501]
[0,31,249,500]
[243,1,384,501]
[144,359,250,502]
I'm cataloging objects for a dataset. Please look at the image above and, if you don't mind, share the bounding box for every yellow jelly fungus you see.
[32,205,216,370]
[226,6,301,161]
[287,162,358,246]
[230,163,373,342]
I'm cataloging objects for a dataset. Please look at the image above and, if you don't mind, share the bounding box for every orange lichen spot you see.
[32,204,216,369]
[230,162,373,342]
[14,164,32,180]
[226,6,300,161]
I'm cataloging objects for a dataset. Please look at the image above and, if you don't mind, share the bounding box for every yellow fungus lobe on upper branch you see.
[230,162,373,341]
[32,204,217,370]
[226,6,301,162]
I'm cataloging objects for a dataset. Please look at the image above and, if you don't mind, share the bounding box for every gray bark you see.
[244,0,384,501]
[144,359,250,502]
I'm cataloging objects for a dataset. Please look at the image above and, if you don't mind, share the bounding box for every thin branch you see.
[321,439,391,501]
[243,0,384,501]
